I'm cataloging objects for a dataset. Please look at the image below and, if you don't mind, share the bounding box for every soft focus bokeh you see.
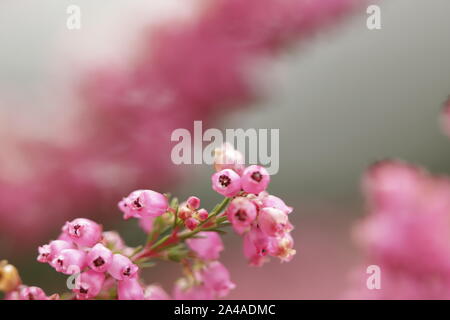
[1,0,450,299]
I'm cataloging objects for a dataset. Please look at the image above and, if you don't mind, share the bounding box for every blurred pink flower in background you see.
[0,0,364,246]
[350,160,450,299]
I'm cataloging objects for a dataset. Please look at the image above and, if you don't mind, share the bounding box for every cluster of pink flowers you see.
[117,190,236,299]
[162,196,208,231]
[35,218,144,300]
[351,159,450,299]
[2,143,294,300]
[5,286,59,301]
[21,218,173,300]
[211,144,296,266]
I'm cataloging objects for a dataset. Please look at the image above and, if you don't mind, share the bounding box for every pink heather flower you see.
[357,171,450,275]
[144,285,171,300]
[262,194,293,214]
[63,218,102,247]
[118,277,145,300]
[108,254,139,280]
[87,243,113,273]
[185,217,199,231]
[241,165,270,195]
[173,279,214,300]
[351,161,450,298]
[187,196,201,210]
[197,208,209,221]
[243,232,267,267]
[213,142,245,174]
[186,231,224,260]
[245,226,270,258]
[268,233,296,262]
[200,261,236,298]
[138,216,155,233]
[52,249,87,275]
[227,197,257,234]
[118,189,168,219]
[38,240,75,263]
[19,286,47,300]
[363,160,424,213]
[37,245,51,263]
[101,231,125,250]
[258,207,291,237]
[74,270,105,300]
[211,169,242,197]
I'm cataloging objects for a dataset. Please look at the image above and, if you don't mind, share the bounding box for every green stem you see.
[149,197,231,253]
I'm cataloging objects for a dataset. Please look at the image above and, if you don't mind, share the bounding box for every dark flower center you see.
[93,257,105,267]
[235,210,247,222]
[251,172,262,182]
[123,267,131,276]
[73,224,81,236]
[133,198,143,209]
[219,175,231,187]
[79,287,88,294]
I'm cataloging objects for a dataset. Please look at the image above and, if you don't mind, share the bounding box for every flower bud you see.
[187,196,201,210]
[178,204,193,220]
[185,217,199,230]
[211,169,242,197]
[0,261,21,292]
[196,208,209,221]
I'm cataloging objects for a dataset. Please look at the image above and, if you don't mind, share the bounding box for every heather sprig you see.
[1,143,295,300]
